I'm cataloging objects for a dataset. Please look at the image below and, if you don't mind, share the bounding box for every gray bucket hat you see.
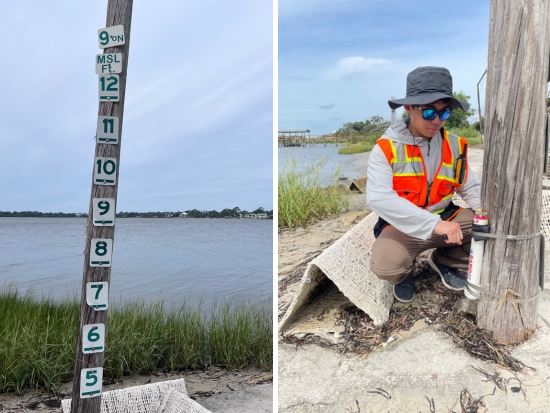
[388,66,470,111]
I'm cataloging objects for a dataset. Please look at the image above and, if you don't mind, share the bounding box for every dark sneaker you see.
[393,270,415,303]
[427,252,466,291]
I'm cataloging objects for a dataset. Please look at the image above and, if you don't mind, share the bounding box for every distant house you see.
[256,213,268,219]
[179,212,188,218]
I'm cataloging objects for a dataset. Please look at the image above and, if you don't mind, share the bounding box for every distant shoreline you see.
[0,208,273,219]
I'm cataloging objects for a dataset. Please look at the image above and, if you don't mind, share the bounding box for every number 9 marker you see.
[93,198,115,226]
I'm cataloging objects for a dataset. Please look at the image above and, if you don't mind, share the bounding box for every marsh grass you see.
[0,285,272,395]
[278,157,349,229]
[337,142,375,155]
[448,127,483,147]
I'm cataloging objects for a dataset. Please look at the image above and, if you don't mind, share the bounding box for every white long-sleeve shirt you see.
[366,120,481,240]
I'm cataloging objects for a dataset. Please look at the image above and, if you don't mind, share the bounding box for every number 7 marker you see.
[86,282,109,310]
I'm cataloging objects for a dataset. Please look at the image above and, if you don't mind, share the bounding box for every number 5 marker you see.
[80,367,103,398]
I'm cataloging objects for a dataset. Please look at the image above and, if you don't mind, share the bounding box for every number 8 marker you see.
[90,238,113,267]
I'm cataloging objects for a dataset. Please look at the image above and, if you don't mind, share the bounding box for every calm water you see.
[278,145,370,187]
[0,218,272,309]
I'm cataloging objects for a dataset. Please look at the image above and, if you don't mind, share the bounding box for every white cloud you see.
[326,57,390,79]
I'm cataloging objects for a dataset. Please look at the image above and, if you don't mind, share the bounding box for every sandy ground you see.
[278,148,550,412]
[0,367,272,412]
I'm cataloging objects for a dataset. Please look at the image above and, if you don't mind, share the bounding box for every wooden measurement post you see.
[477,0,550,344]
[70,1,133,412]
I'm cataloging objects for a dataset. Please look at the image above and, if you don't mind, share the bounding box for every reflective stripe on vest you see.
[376,130,467,213]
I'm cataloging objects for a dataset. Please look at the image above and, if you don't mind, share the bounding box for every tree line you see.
[0,207,272,219]
[332,91,483,138]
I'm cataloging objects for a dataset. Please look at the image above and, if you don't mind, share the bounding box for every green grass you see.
[447,127,483,147]
[0,285,272,395]
[278,157,349,229]
[338,142,375,154]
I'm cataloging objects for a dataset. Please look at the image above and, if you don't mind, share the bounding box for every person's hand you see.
[433,220,463,244]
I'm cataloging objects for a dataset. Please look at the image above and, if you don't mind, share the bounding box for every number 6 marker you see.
[90,238,113,267]
[80,367,103,398]
[83,323,105,354]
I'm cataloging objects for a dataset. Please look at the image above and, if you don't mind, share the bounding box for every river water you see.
[278,145,371,187]
[0,218,272,309]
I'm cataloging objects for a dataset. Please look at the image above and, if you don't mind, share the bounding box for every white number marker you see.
[97,25,125,48]
[98,74,120,102]
[93,198,116,226]
[80,367,103,398]
[94,157,117,186]
[90,239,113,267]
[82,324,105,354]
[96,116,119,144]
[86,282,109,311]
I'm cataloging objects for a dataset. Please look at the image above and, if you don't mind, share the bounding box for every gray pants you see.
[370,208,474,285]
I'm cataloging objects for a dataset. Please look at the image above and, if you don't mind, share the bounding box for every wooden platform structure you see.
[278,129,311,147]
[278,130,375,147]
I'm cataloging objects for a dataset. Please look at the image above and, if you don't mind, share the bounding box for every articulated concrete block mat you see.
[279,322,550,412]
[278,212,394,331]
[62,379,191,413]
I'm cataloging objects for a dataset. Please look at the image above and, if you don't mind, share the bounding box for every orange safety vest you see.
[376,129,468,215]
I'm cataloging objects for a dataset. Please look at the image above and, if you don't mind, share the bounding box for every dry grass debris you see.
[282,258,529,373]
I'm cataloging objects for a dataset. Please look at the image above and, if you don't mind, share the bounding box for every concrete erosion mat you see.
[278,148,550,412]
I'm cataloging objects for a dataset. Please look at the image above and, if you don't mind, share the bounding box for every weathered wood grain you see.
[478,0,550,344]
[70,1,133,412]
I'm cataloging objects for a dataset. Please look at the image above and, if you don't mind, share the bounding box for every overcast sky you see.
[0,1,273,213]
[279,0,490,135]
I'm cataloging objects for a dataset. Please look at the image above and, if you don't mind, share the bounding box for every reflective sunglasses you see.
[415,106,452,121]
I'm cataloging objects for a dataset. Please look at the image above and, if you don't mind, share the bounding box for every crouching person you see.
[366,66,481,303]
